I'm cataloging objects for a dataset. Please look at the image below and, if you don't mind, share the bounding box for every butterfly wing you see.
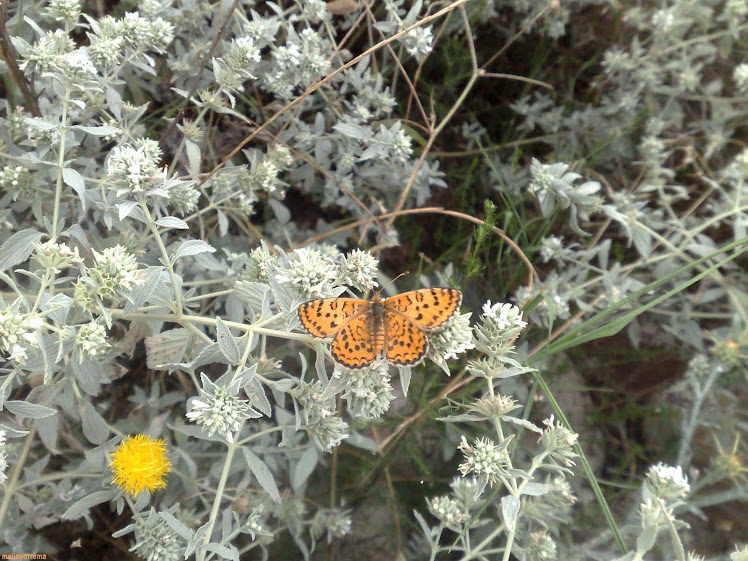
[382,288,462,330]
[298,298,370,338]
[330,313,383,368]
[384,312,428,366]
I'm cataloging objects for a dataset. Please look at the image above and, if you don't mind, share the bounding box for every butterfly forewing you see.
[383,288,462,330]
[298,298,370,338]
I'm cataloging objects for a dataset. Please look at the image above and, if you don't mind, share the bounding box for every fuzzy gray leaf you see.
[501,416,543,433]
[501,495,520,534]
[37,414,59,453]
[291,446,318,492]
[215,317,240,364]
[521,482,556,496]
[160,511,194,541]
[74,124,121,136]
[72,358,105,397]
[204,543,239,561]
[156,216,189,230]
[192,342,230,368]
[124,267,164,316]
[118,201,138,221]
[63,490,116,520]
[62,168,86,208]
[80,401,109,444]
[25,117,57,130]
[0,229,43,272]
[41,292,72,324]
[636,524,658,553]
[173,240,216,262]
[4,400,57,419]
[243,448,281,503]
[145,328,194,370]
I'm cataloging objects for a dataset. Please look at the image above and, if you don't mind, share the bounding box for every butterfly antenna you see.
[392,271,409,284]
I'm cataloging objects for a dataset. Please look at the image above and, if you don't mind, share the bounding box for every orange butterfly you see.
[298,288,462,369]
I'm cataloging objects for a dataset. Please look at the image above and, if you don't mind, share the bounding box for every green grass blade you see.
[546,237,748,355]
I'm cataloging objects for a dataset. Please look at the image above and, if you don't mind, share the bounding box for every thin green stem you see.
[52,94,70,237]
[197,431,240,561]
[0,426,37,528]
[139,200,184,317]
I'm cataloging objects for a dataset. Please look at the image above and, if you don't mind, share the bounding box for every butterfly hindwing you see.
[383,288,462,330]
[330,313,384,368]
[298,298,370,338]
[384,312,428,366]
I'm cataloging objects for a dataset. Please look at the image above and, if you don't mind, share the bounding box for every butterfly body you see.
[298,288,462,369]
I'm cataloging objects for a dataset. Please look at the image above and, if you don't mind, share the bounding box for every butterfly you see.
[298,288,462,369]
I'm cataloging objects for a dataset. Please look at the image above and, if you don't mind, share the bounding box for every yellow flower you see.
[110,434,171,497]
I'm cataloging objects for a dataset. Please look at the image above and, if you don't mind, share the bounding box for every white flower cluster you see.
[473,301,527,357]
[0,307,42,363]
[723,147,748,183]
[401,26,433,61]
[75,321,110,360]
[427,496,468,529]
[88,12,174,70]
[247,145,294,195]
[245,506,267,540]
[308,416,349,452]
[685,354,711,382]
[468,394,521,420]
[526,530,558,561]
[33,240,82,273]
[540,416,579,468]
[226,37,262,75]
[298,0,330,24]
[725,0,748,20]
[265,246,381,300]
[343,63,397,122]
[107,141,163,198]
[74,245,143,311]
[63,49,97,77]
[121,12,174,52]
[292,380,349,452]
[336,363,394,419]
[45,0,82,23]
[310,508,352,544]
[428,312,475,370]
[259,28,332,99]
[457,435,510,488]
[19,30,75,73]
[274,247,338,299]
[483,301,527,333]
[21,30,96,82]
[528,158,602,236]
[0,165,33,199]
[338,249,379,291]
[186,374,261,443]
[425,477,484,533]
[213,36,263,95]
[643,462,690,502]
[244,244,278,283]
[91,246,143,294]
